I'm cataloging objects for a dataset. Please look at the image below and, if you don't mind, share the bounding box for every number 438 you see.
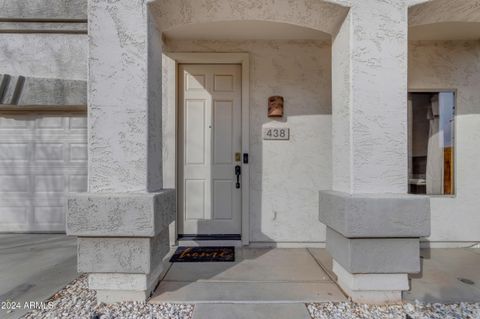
[264,128,289,140]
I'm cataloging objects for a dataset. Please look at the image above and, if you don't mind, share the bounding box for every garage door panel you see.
[0,143,30,161]
[0,166,86,175]
[69,117,87,130]
[68,175,87,192]
[0,135,33,141]
[32,199,64,208]
[34,143,64,161]
[69,144,87,162]
[0,116,32,129]
[0,193,33,204]
[0,113,87,232]
[34,175,65,192]
[35,117,66,129]
[0,207,28,224]
[33,207,64,225]
[0,175,30,192]
[0,135,85,141]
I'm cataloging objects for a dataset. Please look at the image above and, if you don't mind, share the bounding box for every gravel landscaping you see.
[20,275,480,319]
[21,276,194,319]
[307,301,480,319]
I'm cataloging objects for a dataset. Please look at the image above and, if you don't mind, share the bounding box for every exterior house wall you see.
[164,40,332,243]
[1,0,477,304]
[0,0,88,232]
[409,40,480,245]
[2,0,478,247]
[164,38,480,246]
[0,0,87,81]
[331,9,352,193]
[339,1,409,195]
[0,34,87,81]
[148,0,349,36]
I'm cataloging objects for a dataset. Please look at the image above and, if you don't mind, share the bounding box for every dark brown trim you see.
[0,105,87,114]
[0,18,87,23]
[0,29,87,34]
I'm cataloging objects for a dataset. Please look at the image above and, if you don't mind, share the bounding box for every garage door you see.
[0,112,87,232]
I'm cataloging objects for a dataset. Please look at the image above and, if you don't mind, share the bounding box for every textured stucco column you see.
[324,0,430,304]
[66,0,173,303]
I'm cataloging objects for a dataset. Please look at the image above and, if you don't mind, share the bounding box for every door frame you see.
[167,52,250,245]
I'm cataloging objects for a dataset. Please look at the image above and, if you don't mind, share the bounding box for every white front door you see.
[178,64,242,235]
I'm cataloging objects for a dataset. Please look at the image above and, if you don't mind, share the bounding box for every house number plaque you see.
[263,127,290,140]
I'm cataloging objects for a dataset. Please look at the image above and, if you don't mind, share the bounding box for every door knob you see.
[235,165,241,189]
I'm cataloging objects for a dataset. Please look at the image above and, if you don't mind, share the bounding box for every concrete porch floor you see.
[150,246,480,318]
[150,247,347,304]
[1,235,479,319]
[405,248,480,303]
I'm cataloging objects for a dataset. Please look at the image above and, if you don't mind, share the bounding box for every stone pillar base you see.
[89,255,170,303]
[333,260,407,304]
[95,290,149,304]
[66,191,176,303]
[319,190,430,304]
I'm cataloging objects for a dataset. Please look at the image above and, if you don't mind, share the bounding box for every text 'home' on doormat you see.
[169,246,235,262]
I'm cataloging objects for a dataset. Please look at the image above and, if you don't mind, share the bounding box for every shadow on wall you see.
[0,74,87,106]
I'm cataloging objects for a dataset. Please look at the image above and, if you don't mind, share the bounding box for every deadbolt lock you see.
[235,152,241,162]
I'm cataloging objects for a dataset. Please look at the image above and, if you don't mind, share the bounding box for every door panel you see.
[185,100,206,165]
[213,180,233,220]
[185,179,206,220]
[213,100,233,164]
[178,64,242,235]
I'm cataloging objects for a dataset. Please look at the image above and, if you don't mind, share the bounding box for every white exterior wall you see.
[165,40,332,243]
[0,0,87,80]
[332,0,409,195]
[2,0,478,246]
[409,40,480,244]
[88,0,163,193]
[164,38,480,245]
[0,34,87,80]
[331,11,352,193]
[149,0,348,36]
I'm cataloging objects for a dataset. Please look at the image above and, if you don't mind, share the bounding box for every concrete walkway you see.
[405,248,480,303]
[151,247,480,318]
[308,247,480,304]
[1,235,479,319]
[192,303,312,319]
[150,248,346,319]
[0,234,77,319]
[150,248,346,304]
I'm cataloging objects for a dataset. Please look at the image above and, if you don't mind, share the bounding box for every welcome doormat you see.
[169,246,235,262]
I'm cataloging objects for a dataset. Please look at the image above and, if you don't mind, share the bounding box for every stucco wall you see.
[165,39,480,245]
[149,0,348,36]
[0,0,87,81]
[165,40,332,243]
[0,34,87,80]
[331,10,352,193]
[0,0,87,19]
[409,40,480,244]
